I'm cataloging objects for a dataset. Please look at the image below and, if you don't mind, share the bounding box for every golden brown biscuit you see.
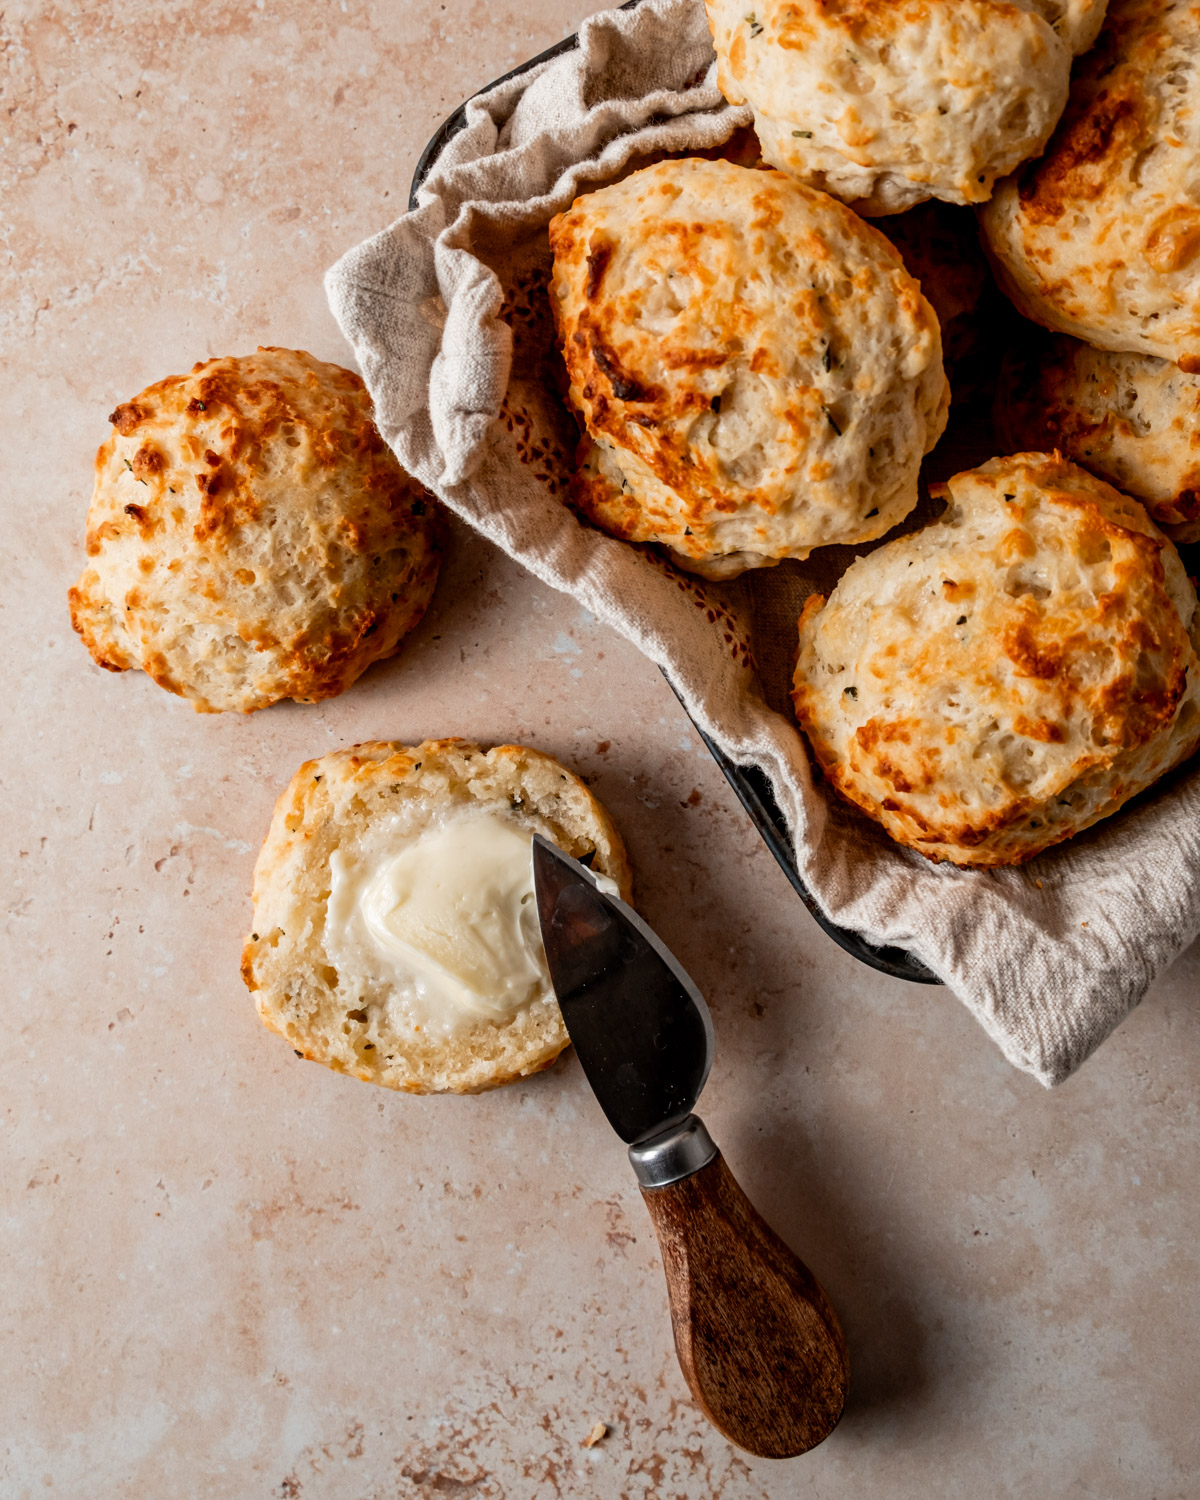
[69,347,442,712]
[997,333,1200,544]
[793,454,1200,867]
[705,0,1099,215]
[549,158,948,578]
[242,739,632,1095]
[980,0,1200,367]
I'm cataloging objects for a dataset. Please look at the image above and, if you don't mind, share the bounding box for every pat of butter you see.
[327,815,549,1024]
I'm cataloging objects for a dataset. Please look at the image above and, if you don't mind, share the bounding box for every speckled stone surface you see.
[3,3,1199,1496]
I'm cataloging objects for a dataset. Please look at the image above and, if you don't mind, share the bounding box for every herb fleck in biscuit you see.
[549,158,947,578]
[793,454,1200,867]
[242,739,632,1095]
[70,348,442,712]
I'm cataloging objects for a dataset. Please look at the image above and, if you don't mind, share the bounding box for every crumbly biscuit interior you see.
[242,740,632,1094]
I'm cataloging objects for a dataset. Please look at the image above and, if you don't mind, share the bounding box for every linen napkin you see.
[326,0,1200,1086]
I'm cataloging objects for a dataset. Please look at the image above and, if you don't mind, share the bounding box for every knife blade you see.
[532,836,849,1460]
[531,833,712,1147]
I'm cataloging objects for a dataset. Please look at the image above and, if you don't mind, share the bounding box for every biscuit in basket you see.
[997,334,1200,545]
[69,347,442,713]
[980,0,1200,367]
[792,454,1200,867]
[549,158,948,579]
[241,739,632,1095]
[704,0,1101,216]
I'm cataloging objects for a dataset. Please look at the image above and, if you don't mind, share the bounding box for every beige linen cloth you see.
[326,0,1200,1086]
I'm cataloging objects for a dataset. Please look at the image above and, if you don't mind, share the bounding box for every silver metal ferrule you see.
[628,1114,718,1189]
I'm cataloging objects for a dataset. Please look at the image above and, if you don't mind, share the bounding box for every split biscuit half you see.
[242,739,632,1095]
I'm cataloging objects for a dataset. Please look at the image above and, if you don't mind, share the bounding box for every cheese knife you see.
[531,835,849,1459]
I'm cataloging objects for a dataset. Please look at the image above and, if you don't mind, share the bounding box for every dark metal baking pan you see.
[407,9,941,987]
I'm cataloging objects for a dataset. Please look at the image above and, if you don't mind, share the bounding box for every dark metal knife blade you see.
[532,834,712,1147]
[532,836,849,1460]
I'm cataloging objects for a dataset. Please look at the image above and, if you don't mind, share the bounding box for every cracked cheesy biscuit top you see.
[549,158,948,579]
[980,0,1200,367]
[792,454,1200,867]
[997,333,1200,544]
[704,0,1105,216]
[69,347,443,713]
[242,739,632,1095]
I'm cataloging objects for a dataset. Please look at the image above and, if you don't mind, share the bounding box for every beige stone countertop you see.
[4,2,1199,1495]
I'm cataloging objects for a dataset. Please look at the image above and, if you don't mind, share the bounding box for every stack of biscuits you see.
[67,0,1200,1094]
[547,0,1200,870]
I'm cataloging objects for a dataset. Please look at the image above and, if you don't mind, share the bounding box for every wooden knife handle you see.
[638,1149,849,1459]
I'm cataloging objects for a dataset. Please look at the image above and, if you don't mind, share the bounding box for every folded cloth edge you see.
[324,0,1200,1089]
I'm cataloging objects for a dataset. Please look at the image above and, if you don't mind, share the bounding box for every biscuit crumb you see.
[1035,879,1043,889]
[583,1422,608,1449]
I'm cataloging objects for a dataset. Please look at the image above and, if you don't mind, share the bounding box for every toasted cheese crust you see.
[69,348,443,712]
[705,0,1096,215]
[981,0,1200,367]
[793,454,1200,867]
[998,334,1200,543]
[549,158,948,577]
[242,739,633,1095]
